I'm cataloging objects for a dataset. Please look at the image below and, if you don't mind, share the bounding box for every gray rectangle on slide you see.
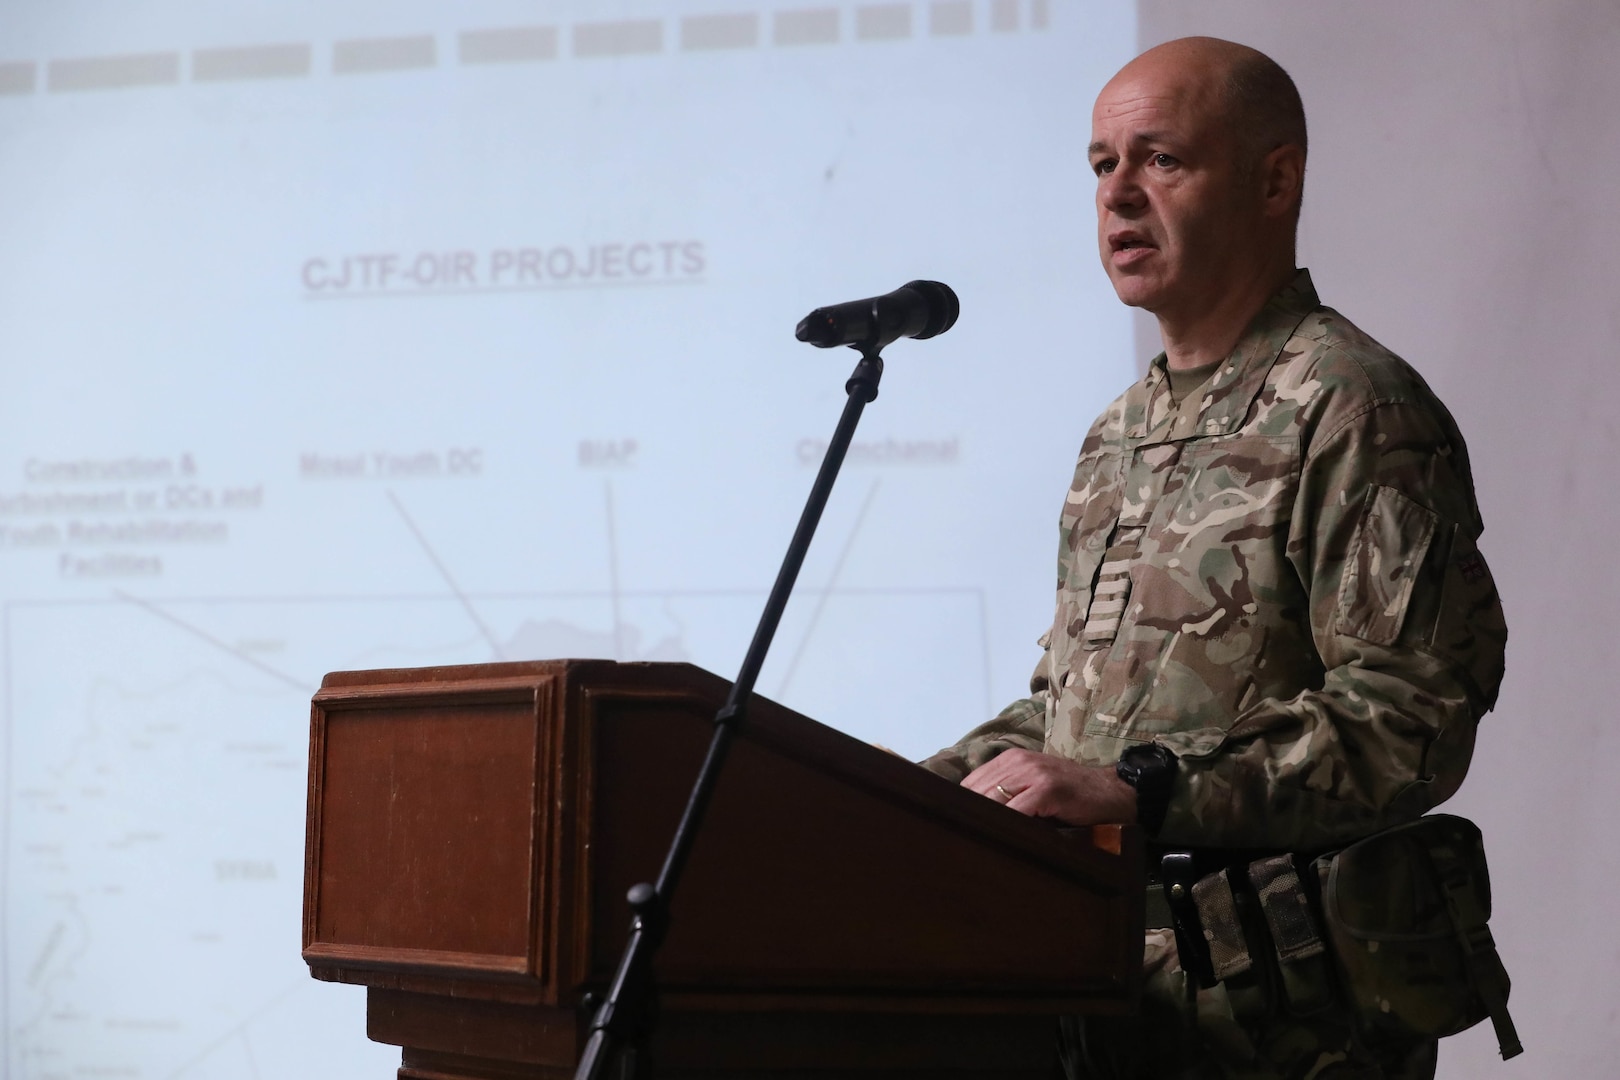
[333,35,436,75]
[48,52,180,92]
[991,0,1020,32]
[930,1,973,36]
[681,13,759,51]
[573,20,664,58]
[0,61,36,95]
[774,8,839,46]
[460,27,559,65]
[856,4,913,41]
[193,43,311,82]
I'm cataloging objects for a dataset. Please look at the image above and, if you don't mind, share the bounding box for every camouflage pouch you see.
[1312,814,1522,1059]
[1247,854,1335,1017]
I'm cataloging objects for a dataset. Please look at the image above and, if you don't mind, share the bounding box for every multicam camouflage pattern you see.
[1311,815,1511,1050]
[1057,928,1441,1079]
[923,270,1506,852]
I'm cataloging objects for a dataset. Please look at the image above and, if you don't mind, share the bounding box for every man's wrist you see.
[1115,742,1179,835]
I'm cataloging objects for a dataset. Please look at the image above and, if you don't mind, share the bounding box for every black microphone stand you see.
[572,345,887,1080]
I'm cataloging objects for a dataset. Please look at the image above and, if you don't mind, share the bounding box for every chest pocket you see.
[1159,437,1298,555]
[1139,436,1301,629]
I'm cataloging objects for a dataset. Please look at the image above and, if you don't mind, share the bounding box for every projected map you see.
[0,2,1136,1075]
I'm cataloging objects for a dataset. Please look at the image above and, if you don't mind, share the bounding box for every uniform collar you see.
[1127,269,1320,444]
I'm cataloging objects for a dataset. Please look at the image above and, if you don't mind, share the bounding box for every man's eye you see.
[1093,160,1116,176]
[1153,153,1177,167]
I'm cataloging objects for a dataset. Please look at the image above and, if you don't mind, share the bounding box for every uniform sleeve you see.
[1152,396,1507,849]
[919,643,1051,782]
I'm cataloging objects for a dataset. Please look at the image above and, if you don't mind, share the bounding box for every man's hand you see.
[962,749,1137,826]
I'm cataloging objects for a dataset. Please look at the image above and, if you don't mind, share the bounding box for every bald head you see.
[1111,37,1307,182]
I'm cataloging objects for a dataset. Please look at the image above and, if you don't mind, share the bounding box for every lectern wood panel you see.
[304,678,554,986]
[305,660,1143,1078]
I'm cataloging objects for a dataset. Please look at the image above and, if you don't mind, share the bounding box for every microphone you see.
[795,280,960,350]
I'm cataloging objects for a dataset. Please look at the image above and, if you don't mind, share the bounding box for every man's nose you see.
[1098,165,1146,215]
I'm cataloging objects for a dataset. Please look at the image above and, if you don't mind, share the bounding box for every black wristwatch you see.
[1116,742,1179,835]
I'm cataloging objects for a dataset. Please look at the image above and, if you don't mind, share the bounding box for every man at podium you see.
[921,37,1508,1080]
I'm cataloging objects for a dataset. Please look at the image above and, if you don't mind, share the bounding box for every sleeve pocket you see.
[1337,485,1439,645]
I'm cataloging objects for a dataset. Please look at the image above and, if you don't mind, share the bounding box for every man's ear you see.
[1260,143,1306,220]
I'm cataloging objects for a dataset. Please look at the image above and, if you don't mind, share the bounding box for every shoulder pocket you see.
[1337,485,1438,645]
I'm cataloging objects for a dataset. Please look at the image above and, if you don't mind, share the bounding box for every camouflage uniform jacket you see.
[924,270,1506,850]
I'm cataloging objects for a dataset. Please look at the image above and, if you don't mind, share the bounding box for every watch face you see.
[1122,744,1166,776]
[1118,743,1177,834]
[1119,744,1177,791]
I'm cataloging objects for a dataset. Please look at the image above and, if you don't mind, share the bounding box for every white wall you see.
[1138,3,1620,1074]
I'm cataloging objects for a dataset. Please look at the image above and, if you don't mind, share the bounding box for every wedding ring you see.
[995,784,1013,800]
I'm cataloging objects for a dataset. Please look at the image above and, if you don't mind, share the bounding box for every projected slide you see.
[0,2,1135,1076]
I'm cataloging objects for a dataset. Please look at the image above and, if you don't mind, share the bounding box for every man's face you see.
[1088,60,1261,319]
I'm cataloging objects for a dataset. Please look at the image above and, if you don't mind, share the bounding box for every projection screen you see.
[0,2,1138,1076]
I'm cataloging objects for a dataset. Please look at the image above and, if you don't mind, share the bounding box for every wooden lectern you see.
[303,660,1143,1079]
